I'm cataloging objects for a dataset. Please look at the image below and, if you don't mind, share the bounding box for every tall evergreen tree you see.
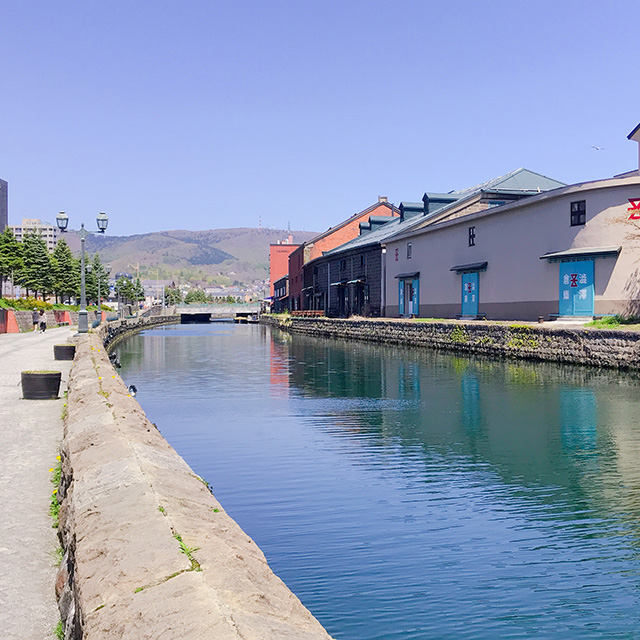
[133,277,145,303]
[165,286,182,305]
[116,276,135,304]
[51,237,79,303]
[0,228,23,298]
[88,253,109,306]
[85,262,97,304]
[20,231,53,298]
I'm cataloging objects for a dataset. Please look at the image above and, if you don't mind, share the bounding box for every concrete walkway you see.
[0,327,75,640]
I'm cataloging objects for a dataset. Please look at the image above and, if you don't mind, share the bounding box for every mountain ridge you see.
[63,227,318,286]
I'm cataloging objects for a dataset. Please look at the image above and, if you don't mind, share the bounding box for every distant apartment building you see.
[9,218,60,252]
[0,179,7,232]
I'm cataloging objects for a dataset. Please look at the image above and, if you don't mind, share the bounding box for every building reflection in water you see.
[281,330,640,540]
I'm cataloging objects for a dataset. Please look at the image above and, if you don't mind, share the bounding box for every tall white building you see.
[9,218,60,252]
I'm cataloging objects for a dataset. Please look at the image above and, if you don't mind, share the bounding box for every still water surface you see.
[118,323,640,639]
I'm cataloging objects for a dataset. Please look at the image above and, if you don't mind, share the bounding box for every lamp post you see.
[56,211,109,333]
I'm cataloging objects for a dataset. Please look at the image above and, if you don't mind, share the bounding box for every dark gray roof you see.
[450,261,488,273]
[539,246,621,261]
[322,212,427,257]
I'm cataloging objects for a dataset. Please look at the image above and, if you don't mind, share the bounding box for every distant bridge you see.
[176,303,261,323]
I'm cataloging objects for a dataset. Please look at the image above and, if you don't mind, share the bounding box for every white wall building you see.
[384,174,640,320]
[9,218,60,252]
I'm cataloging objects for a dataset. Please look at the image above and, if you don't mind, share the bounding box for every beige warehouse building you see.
[385,153,640,321]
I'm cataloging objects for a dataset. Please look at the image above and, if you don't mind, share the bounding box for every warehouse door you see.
[558,260,594,316]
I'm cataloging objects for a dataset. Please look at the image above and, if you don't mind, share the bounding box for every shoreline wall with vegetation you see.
[262,316,640,370]
[55,317,333,640]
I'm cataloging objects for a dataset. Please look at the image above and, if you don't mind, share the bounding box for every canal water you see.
[117,323,640,639]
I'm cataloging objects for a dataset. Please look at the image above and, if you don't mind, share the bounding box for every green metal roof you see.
[450,168,565,198]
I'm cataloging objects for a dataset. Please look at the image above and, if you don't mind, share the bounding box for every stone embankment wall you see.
[262,316,640,370]
[56,318,333,640]
[13,310,81,332]
[102,314,179,349]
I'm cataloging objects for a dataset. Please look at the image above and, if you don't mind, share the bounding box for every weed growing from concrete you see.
[54,620,64,639]
[50,546,63,567]
[174,533,201,571]
[450,326,469,344]
[507,325,539,350]
[192,473,214,493]
[49,456,61,528]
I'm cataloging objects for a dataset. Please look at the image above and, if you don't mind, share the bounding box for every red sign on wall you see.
[628,198,640,220]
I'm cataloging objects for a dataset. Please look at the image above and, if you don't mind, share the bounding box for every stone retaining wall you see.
[56,318,333,640]
[101,314,180,350]
[262,316,640,370]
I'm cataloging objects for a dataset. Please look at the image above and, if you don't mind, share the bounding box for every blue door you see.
[412,278,420,316]
[398,280,405,316]
[461,272,479,316]
[558,260,594,316]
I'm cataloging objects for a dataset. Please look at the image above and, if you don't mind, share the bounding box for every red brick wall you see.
[288,245,306,310]
[269,244,299,297]
[288,202,399,310]
[308,204,398,261]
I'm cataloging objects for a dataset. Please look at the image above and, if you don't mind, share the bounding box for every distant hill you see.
[64,228,318,287]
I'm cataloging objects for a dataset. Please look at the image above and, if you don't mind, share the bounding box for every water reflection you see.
[119,324,640,639]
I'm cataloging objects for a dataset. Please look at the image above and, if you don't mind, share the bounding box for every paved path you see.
[0,327,75,640]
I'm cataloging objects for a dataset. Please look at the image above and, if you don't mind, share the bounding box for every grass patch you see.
[54,620,64,639]
[585,315,640,330]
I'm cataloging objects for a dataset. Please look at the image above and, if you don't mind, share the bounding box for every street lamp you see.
[56,211,109,333]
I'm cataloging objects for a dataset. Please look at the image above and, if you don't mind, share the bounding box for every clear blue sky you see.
[1,1,638,236]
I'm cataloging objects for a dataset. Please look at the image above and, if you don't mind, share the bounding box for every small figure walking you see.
[32,308,39,332]
[39,309,48,333]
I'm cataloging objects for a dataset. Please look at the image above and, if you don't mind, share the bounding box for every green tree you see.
[165,286,182,305]
[0,228,23,298]
[84,253,110,305]
[51,237,79,304]
[20,231,53,299]
[133,277,145,303]
[115,276,135,304]
[184,288,208,304]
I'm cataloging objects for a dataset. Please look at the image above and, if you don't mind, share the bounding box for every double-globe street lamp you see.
[56,211,109,333]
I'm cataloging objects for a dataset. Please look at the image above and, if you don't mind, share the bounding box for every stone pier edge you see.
[261,315,640,370]
[56,315,334,640]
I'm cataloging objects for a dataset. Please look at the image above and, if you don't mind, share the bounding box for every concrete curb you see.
[56,328,333,639]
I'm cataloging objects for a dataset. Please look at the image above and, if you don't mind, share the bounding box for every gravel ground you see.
[0,327,75,640]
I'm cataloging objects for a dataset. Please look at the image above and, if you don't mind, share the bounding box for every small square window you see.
[571,200,586,226]
[468,226,476,247]
[407,243,412,259]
